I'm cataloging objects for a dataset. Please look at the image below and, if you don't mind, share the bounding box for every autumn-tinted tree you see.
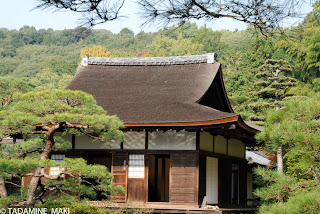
[0,90,124,206]
[80,45,111,57]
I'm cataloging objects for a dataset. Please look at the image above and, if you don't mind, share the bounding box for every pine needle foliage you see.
[248,59,297,125]
[255,96,320,213]
[0,90,124,206]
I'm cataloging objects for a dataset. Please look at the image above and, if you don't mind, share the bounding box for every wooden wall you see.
[170,153,198,204]
[127,178,145,202]
[239,161,247,205]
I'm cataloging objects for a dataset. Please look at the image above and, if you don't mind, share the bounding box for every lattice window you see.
[51,154,65,164]
[128,154,144,178]
[113,157,127,171]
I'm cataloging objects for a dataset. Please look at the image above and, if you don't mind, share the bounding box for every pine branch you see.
[15,148,43,158]
[5,181,21,188]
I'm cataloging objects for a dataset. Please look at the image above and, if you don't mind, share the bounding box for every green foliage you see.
[247,59,297,124]
[69,203,121,214]
[258,186,320,214]
[36,198,121,214]
[30,69,73,90]
[0,194,25,208]
[0,90,124,140]
[0,90,124,206]
[0,77,34,108]
[255,96,320,212]
[275,1,320,82]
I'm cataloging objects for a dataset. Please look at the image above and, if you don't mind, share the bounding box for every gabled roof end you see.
[81,56,89,66]
[207,53,218,64]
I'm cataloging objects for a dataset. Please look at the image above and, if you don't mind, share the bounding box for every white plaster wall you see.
[228,138,245,158]
[124,132,145,150]
[75,134,120,149]
[148,130,196,150]
[200,132,213,152]
[214,135,227,155]
[206,157,218,204]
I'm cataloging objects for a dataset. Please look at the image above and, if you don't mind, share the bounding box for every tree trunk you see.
[0,177,7,198]
[26,168,42,206]
[26,130,55,207]
[277,146,283,175]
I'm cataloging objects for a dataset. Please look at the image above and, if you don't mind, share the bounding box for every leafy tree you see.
[30,69,73,90]
[255,96,320,213]
[0,90,124,206]
[146,34,203,56]
[276,1,320,82]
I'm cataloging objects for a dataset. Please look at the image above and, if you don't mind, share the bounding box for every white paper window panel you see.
[128,154,144,178]
[75,135,120,149]
[200,132,213,152]
[148,130,196,150]
[206,157,218,204]
[228,139,245,158]
[214,135,227,155]
[124,132,145,150]
[49,166,64,177]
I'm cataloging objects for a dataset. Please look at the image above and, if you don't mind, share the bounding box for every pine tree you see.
[0,90,124,207]
[255,96,320,213]
[249,59,297,125]
[249,59,297,174]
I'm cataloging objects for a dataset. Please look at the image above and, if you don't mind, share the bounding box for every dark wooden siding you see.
[239,161,247,205]
[170,153,198,204]
[127,178,145,202]
[218,158,232,205]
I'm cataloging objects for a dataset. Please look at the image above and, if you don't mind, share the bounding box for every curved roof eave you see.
[124,115,239,127]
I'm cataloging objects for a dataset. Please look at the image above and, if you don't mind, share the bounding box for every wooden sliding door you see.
[111,153,128,202]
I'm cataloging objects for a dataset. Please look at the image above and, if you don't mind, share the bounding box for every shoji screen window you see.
[128,154,145,178]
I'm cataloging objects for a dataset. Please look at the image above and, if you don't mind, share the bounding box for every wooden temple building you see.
[64,53,261,208]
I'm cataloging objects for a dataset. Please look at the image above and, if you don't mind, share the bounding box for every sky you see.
[0,0,313,34]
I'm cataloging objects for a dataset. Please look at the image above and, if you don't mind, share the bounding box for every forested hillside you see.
[0,2,319,125]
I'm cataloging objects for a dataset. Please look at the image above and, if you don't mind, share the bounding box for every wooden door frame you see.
[111,152,128,202]
[145,154,171,203]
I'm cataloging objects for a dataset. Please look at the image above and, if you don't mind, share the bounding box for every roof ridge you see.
[81,53,217,66]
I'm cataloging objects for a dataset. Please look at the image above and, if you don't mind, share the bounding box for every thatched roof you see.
[67,54,259,133]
